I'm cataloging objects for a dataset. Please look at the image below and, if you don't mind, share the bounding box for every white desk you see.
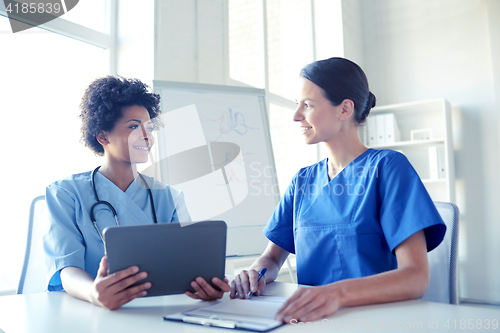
[0,281,498,333]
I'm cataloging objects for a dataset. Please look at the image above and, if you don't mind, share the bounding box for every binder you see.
[429,146,446,179]
[163,296,287,331]
[437,145,446,178]
[429,146,439,179]
[375,114,386,145]
[358,125,368,145]
[367,116,377,146]
[384,113,400,143]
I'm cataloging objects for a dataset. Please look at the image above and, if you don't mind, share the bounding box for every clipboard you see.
[162,296,287,332]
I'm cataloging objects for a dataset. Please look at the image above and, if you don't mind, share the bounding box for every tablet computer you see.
[103,220,226,297]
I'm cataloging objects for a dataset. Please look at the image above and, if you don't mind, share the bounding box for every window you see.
[266,0,314,100]
[229,0,344,194]
[62,0,108,32]
[0,2,114,293]
[229,0,264,88]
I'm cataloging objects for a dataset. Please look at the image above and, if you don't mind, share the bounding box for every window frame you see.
[0,0,117,74]
[0,0,117,295]
[227,0,326,191]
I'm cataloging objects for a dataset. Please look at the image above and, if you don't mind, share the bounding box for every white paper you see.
[171,296,287,331]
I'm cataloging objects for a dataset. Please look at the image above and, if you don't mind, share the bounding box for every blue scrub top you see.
[264,149,446,286]
[44,170,191,291]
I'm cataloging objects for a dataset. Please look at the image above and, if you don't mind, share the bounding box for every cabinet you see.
[360,98,455,203]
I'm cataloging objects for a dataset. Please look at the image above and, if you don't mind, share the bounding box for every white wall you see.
[343,0,500,303]
[341,0,364,67]
[154,0,228,84]
[116,1,155,83]
[151,0,500,303]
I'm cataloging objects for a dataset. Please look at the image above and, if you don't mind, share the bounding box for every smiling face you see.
[294,78,346,145]
[98,105,155,165]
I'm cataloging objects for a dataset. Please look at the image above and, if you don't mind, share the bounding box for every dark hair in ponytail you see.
[300,57,376,124]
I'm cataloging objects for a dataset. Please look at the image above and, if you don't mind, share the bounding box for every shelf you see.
[362,98,455,203]
[370,98,448,114]
[422,178,447,184]
[0,288,16,296]
[368,138,445,149]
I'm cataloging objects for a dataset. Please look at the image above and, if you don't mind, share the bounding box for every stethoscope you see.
[90,166,157,241]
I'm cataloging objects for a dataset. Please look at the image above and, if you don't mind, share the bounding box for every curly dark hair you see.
[79,76,162,155]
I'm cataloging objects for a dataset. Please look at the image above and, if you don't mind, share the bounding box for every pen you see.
[247,268,267,298]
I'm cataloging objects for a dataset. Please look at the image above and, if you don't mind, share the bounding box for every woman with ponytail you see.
[230,57,446,323]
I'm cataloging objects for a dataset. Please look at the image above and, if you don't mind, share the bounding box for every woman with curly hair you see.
[44,76,230,310]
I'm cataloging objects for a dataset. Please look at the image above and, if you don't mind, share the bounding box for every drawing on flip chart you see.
[155,84,280,236]
[208,108,259,141]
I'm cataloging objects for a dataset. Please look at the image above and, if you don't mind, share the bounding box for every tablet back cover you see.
[103,220,226,297]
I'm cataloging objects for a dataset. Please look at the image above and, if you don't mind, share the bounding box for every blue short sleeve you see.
[261,150,446,285]
[263,174,297,254]
[43,171,191,293]
[44,184,86,291]
[379,153,446,252]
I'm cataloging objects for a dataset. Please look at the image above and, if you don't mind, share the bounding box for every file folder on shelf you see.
[375,114,386,145]
[429,145,446,179]
[367,115,377,145]
[384,113,401,143]
[359,125,368,146]
[366,113,400,146]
